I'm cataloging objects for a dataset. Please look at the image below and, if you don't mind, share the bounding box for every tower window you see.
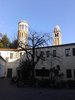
[55,33,59,37]
[21,25,24,30]
[25,25,27,30]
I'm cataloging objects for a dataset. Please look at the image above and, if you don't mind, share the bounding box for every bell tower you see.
[18,21,28,48]
[53,25,61,45]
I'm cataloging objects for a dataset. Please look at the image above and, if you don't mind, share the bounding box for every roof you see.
[0,56,6,62]
[18,20,28,25]
[0,43,75,51]
[0,48,24,51]
[35,43,75,49]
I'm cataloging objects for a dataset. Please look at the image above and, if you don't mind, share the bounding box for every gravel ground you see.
[0,79,75,100]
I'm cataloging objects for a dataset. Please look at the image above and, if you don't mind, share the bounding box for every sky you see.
[0,0,75,44]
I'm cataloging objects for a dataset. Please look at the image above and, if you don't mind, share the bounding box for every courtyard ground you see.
[0,79,75,100]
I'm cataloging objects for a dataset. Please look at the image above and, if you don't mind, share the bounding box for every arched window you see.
[55,33,59,37]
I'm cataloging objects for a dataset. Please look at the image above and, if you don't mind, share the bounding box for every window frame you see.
[53,50,56,57]
[72,48,75,56]
[55,33,59,37]
[74,69,75,78]
[40,51,45,60]
[46,50,50,58]
[65,48,71,57]
[66,69,72,78]
[10,53,13,59]
[35,69,49,77]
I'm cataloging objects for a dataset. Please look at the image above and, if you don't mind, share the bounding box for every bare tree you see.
[18,31,52,79]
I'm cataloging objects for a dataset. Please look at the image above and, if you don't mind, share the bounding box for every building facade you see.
[0,49,25,77]
[0,20,75,82]
[35,43,75,81]
[0,21,28,77]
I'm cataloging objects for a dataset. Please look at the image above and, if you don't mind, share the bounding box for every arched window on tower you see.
[21,25,24,30]
[55,33,59,37]
[24,25,27,30]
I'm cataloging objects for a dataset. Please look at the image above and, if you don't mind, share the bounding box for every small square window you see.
[65,49,70,56]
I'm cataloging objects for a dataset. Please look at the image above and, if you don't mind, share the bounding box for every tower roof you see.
[54,25,61,32]
[18,20,28,24]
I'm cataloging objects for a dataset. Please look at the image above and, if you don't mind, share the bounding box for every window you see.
[65,49,70,56]
[74,69,75,78]
[53,50,56,57]
[66,69,72,78]
[72,48,75,56]
[6,57,9,62]
[36,69,49,77]
[7,68,12,78]
[10,53,13,59]
[0,64,1,69]
[25,25,27,30]
[40,51,45,60]
[19,25,21,30]
[20,53,22,57]
[21,25,24,30]
[36,50,38,56]
[46,51,50,57]
[55,33,59,37]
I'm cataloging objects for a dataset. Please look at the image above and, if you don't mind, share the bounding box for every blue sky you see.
[0,0,75,44]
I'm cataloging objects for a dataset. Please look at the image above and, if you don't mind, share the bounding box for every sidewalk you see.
[0,78,75,100]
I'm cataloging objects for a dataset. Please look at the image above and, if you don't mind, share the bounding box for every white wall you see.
[0,49,25,77]
[35,44,75,81]
[0,57,6,77]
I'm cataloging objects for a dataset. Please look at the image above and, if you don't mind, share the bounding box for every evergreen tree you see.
[1,35,10,48]
[9,39,18,49]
